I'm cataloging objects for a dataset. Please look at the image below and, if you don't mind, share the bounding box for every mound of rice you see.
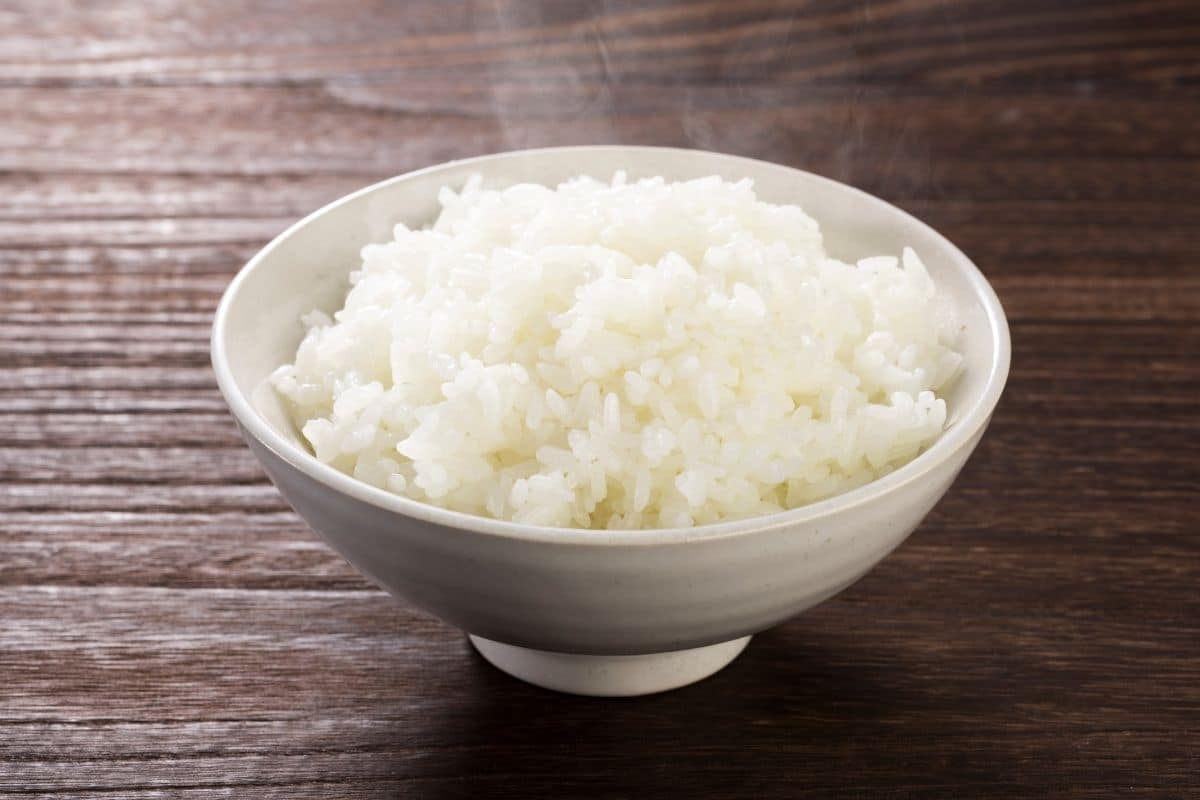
[271,174,962,529]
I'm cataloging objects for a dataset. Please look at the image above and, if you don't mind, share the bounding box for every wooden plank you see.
[0,0,1196,86]
[0,584,1193,719]
[0,390,229,414]
[0,413,242,448]
[3,87,1199,180]
[0,484,288,513]
[0,173,361,223]
[0,447,264,483]
[4,176,1198,232]
[0,511,363,590]
[0,587,1195,796]
[1,367,217,391]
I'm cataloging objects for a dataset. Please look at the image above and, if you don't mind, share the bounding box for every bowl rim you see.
[211,144,1011,547]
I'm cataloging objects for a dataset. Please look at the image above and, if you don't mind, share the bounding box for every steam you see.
[473,0,941,207]
[479,0,619,149]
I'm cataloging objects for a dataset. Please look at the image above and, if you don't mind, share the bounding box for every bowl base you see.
[468,634,752,697]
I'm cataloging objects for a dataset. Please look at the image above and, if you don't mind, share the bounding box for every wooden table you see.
[3,2,1197,796]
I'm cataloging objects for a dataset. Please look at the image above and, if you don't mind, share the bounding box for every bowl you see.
[211,146,1010,696]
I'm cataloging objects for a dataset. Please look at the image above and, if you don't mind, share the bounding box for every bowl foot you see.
[468,634,752,697]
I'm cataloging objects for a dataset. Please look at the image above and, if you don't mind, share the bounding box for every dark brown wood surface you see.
[2,1,1198,797]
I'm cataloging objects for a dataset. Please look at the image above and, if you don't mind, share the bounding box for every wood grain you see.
[2,0,1198,797]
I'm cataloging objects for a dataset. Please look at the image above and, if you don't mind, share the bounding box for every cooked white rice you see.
[271,173,962,529]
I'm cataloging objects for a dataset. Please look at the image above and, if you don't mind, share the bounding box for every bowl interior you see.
[215,146,1007,531]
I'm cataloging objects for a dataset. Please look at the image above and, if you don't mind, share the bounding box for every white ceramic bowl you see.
[212,146,1010,696]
